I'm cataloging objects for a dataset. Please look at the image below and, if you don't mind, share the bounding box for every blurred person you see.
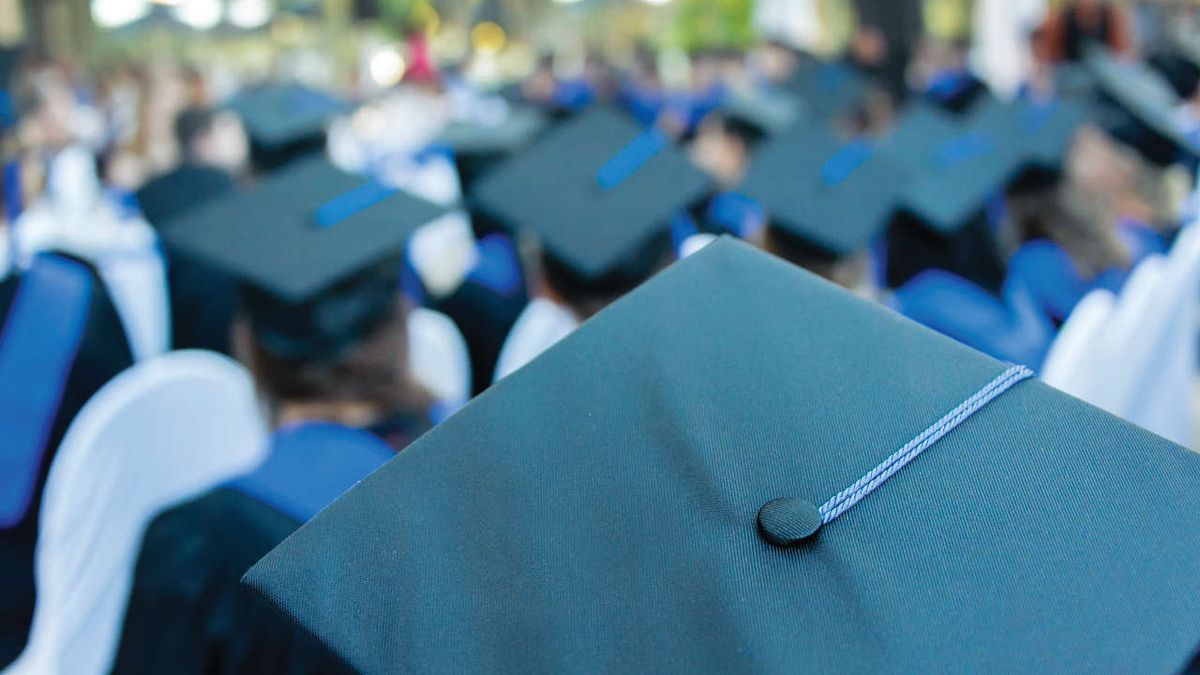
[911,38,989,115]
[112,159,468,673]
[136,106,247,228]
[689,113,751,188]
[1038,0,1134,64]
[852,0,924,101]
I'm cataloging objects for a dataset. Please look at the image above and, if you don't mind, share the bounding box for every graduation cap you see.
[787,60,869,119]
[163,157,446,361]
[470,106,712,286]
[966,96,1091,171]
[882,102,1024,235]
[1084,47,1199,164]
[738,122,905,258]
[244,237,1200,672]
[227,83,352,171]
[721,87,807,140]
[441,105,547,190]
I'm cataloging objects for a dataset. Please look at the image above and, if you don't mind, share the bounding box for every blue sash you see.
[0,255,94,528]
[227,422,394,524]
[467,234,522,297]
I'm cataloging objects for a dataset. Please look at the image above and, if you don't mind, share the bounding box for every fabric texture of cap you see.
[245,237,1200,673]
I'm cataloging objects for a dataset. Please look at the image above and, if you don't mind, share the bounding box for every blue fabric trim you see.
[926,70,974,102]
[595,128,668,191]
[227,422,394,524]
[313,180,397,228]
[820,139,874,187]
[707,192,766,238]
[670,210,699,256]
[819,365,1034,524]
[467,234,522,297]
[934,131,995,169]
[0,255,94,528]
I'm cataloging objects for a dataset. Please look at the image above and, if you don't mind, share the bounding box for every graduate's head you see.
[163,158,448,420]
[539,230,674,320]
[1006,165,1129,277]
[175,105,248,173]
[761,223,868,290]
[234,297,429,424]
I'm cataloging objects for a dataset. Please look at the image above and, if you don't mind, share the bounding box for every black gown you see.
[110,413,431,675]
[0,259,134,668]
[136,165,240,355]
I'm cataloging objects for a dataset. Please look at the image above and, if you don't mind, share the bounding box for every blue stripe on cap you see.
[819,364,1033,525]
[934,131,995,169]
[820,139,874,187]
[313,180,397,228]
[596,128,668,191]
[0,255,93,528]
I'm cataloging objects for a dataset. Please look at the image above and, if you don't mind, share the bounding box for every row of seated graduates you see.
[1,34,1197,671]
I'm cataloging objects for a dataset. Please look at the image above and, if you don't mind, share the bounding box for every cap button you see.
[757,497,822,547]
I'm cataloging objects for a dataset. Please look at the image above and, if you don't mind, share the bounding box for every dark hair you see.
[173,106,218,158]
[1006,166,1130,277]
[762,225,866,288]
[236,301,433,424]
[540,231,674,319]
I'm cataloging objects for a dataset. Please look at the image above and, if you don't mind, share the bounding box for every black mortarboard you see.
[882,102,1024,235]
[245,237,1200,672]
[441,105,547,190]
[1084,47,1200,164]
[787,60,868,119]
[163,157,445,361]
[739,122,905,257]
[469,106,712,285]
[966,96,1091,170]
[721,87,806,140]
[227,83,351,171]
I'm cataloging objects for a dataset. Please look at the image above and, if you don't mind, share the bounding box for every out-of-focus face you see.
[194,111,249,174]
[689,119,747,188]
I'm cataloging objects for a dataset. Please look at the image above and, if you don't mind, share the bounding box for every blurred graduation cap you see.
[441,105,547,191]
[1084,47,1200,166]
[877,103,1016,291]
[227,83,352,172]
[883,102,1027,235]
[163,158,446,361]
[966,96,1091,171]
[470,106,712,288]
[787,60,869,119]
[721,87,807,141]
[739,122,905,259]
[245,237,1200,673]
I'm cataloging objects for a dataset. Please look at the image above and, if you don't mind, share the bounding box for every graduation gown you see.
[110,413,431,675]
[136,165,240,355]
[0,260,134,668]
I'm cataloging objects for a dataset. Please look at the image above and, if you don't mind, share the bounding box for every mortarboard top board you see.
[1084,47,1200,159]
[163,157,446,360]
[721,87,807,139]
[965,95,1091,170]
[880,101,1025,235]
[738,122,905,257]
[469,106,712,283]
[227,83,351,152]
[786,59,868,119]
[245,237,1200,673]
[439,105,547,158]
